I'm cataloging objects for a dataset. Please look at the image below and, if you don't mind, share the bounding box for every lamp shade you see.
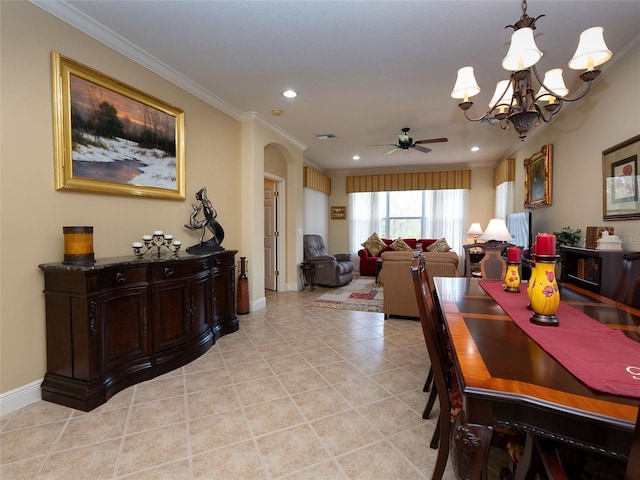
[480,218,513,242]
[451,66,481,100]
[536,69,569,101]
[489,80,514,109]
[502,27,543,71]
[569,27,612,71]
[467,223,484,236]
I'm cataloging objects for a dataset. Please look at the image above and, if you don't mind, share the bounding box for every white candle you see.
[164,234,173,240]
[153,230,164,236]
[172,240,182,246]
[132,242,143,248]
[142,235,152,241]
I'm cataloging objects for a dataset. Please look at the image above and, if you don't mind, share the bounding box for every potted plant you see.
[553,226,582,254]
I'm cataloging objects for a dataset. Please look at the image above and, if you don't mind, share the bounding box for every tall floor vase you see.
[237,257,250,315]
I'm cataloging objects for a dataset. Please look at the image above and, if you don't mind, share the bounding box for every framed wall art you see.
[602,134,640,220]
[524,144,553,209]
[331,206,346,219]
[51,52,185,200]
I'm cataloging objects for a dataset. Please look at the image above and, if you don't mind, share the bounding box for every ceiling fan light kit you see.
[451,0,612,140]
[367,127,448,157]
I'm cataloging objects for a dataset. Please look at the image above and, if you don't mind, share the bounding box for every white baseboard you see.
[251,297,266,311]
[0,379,43,417]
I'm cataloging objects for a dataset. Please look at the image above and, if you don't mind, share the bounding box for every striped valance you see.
[493,158,515,187]
[303,166,331,195]
[346,170,471,193]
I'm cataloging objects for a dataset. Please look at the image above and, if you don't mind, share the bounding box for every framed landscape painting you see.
[51,52,185,200]
[603,134,640,220]
[524,144,553,209]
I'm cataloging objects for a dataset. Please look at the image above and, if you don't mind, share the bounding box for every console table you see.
[38,250,238,411]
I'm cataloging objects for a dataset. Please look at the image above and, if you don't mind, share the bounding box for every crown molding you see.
[30,0,306,151]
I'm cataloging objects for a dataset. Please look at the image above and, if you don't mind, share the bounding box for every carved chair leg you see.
[423,384,438,419]
[451,410,494,480]
[423,366,434,391]
[430,419,441,449]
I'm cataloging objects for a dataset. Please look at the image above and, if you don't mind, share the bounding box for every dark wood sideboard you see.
[560,246,625,299]
[38,250,238,411]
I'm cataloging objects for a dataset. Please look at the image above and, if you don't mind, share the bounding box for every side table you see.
[299,262,316,291]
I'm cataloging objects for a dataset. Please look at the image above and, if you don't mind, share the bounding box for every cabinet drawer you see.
[211,253,234,268]
[100,267,147,290]
[151,260,210,281]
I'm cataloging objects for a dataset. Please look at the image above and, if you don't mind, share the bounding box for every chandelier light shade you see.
[480,218,513,243]
[452,0,612,140]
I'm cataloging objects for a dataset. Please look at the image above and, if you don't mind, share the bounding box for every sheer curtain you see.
[495,181,515,219]
[349,192,380,268]
[424,189,468,257]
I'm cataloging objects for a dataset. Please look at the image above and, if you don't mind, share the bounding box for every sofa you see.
[378,250,459,318]
[358,236,458,276]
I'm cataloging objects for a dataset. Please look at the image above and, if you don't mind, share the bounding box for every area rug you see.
[308,277,383,313]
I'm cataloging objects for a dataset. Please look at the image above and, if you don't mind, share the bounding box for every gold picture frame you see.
[331,206,346,219]
[51,52,185,200]
[602,134,640,220]
[524,144,553,209]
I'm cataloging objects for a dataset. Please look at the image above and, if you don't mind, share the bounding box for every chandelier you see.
[451,0,612,140]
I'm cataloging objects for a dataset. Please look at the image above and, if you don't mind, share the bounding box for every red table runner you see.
[479,280,640,399]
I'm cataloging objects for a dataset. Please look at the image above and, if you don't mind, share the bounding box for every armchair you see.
[303,234,354,287]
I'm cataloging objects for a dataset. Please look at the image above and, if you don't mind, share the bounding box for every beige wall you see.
[1,2,307,398]
[510,46,640,249]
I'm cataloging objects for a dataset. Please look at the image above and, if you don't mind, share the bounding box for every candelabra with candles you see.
[132,231,182,258]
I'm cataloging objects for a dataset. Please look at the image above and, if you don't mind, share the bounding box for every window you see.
[349,189,468,256]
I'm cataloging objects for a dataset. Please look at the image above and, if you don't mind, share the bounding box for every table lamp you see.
[467,223,483,243]
[479,218,513,242]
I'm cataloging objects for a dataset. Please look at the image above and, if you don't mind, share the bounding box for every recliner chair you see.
[303,234,354,287]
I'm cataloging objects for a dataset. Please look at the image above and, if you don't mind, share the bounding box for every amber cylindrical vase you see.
[63,226,95,265]
[236,257,250,315]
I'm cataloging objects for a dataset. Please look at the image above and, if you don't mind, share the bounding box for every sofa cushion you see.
[389,237,413,251]
[361,233,387,256]
[427,237,451,252]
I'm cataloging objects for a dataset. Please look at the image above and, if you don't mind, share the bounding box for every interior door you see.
[264,179,278,291]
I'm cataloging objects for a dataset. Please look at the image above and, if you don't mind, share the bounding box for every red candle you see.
[531,243,537,255]
[507,247,521,263]
[536,234,556,256]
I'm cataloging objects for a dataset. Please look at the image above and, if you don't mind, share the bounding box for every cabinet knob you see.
[115,272,127,283]
[202,261,209,270]
[163,268,174,278]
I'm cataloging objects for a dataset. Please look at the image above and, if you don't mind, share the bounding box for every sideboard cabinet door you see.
[211,251,238,336]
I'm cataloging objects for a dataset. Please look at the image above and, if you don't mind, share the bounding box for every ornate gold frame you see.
[524,144,553,209]
[51,52,185,200]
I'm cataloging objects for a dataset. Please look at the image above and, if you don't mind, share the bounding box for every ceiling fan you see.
[367,127,448,155]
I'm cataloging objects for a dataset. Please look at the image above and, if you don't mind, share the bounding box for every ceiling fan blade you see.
[366,143,396,147]
[384,147,398,156]
[413,145,432,154]
[414,137,448,145]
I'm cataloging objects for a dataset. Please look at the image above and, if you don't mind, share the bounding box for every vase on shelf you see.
[237,257,249,315]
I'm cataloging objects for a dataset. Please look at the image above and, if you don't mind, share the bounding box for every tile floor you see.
[1,286,503,479]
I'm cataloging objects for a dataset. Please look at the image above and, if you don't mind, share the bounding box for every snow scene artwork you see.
[52,52,185,200]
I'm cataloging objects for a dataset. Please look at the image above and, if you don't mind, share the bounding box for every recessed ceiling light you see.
[353,155,360,161]
[282,89,297,98]
[271,109,283,116]
[470,146,480,152]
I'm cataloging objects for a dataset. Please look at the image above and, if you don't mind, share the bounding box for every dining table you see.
[433,276,640,479]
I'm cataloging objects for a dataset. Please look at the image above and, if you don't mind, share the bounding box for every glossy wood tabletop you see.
[434,277,640,458]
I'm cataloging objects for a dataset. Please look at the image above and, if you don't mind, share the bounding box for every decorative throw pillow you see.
[361,233,387,256]
[427,237,451,252]
[389,237,413,251]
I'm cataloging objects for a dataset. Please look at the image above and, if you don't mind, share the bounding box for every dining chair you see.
[411,261,528,480]
[617,252,640,309]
